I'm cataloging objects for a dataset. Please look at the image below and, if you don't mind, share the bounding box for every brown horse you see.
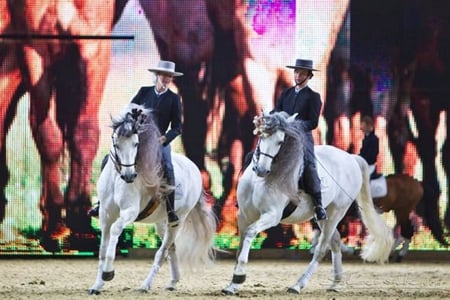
[373,174,424,261]
[0,0,124,252]
[372,174,424,261]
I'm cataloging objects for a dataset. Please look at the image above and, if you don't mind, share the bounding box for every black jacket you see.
[360,131,379,165]
[273,86,322,132]
[131,86,182,146]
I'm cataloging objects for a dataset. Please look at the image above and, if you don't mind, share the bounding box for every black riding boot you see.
[166,173,179,226]
[312,192,327,221]
[166,191,179,226]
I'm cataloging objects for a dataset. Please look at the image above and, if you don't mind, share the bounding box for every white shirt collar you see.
[295,85,307,93]
[154,86,168,96]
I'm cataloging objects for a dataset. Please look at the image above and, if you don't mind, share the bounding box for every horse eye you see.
[278,141,283,146]
[135,142,140,148]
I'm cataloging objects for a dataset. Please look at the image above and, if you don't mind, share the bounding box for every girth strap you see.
[281,201,297,219]
[135,199,160,222]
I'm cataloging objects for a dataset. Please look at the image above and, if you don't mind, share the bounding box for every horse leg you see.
[101,207,138,282]
[327,229,344,292]
[222,212,277,295]
[23,45,67,252]
[288,208,345,293]
[55,1,113,244]
[309,225,320,254]
[88,207,117,295]
[165,243,180,291]
[139,0,213,175]
[395,214,415,262]
[411,96,442,235]
[140,222,179,292]
[288,224,327,293]
[154,223,181,291]
[58,40,110,243]
[390,224,403,253]
[0,44,24,223]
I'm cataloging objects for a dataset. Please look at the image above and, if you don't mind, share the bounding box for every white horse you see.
[89,104,216,295]
[222,111,393,295]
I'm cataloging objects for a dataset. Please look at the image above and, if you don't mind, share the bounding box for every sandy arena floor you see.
[1,257,449,299]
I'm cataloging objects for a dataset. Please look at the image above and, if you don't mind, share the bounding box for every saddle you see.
[369,174,387,198]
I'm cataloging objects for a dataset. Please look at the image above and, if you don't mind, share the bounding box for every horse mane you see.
[259,111,305,198]
[112,104,165,195]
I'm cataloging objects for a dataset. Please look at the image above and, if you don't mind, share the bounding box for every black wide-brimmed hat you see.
[286,59,319,71]
[148,60,183,76]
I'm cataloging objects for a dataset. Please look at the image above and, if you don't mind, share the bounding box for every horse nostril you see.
[121,173,136,183]
[252,165,257,171]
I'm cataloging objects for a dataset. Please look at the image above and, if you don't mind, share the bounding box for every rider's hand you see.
[253,115,264,127]
[159,136,167,145]
[253,115,265,135]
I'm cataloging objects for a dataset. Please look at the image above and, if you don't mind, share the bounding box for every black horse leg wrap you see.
[232,274,246,284]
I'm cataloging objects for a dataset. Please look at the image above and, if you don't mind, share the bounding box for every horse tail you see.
[353,155,394,264]
[175,191,217,270]
[420,182,449,246]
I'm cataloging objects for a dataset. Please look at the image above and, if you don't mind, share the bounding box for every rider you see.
[272,58,327,221]
[359,115,380,179]
[89,60,183,226]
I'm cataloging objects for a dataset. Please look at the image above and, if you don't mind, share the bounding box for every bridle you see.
[252,134,284,166]
[109,130,138,173]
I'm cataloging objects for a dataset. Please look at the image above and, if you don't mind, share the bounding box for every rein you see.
[109,150,136,170]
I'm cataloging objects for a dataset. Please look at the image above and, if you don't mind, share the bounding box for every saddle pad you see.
[370,176,387,198]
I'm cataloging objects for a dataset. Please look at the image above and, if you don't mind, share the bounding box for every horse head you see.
[252,111,298,177]
[110,104,151,183]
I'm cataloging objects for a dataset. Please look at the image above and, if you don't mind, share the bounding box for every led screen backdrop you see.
[0,0,448,255]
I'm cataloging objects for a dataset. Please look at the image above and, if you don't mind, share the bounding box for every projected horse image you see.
[88,104,216,294]
[391,4,450,235]
[222,112,393,295]
[0,0,124,251]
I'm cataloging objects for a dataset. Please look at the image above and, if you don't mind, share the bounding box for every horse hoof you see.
[102,270,115,281]
[396,255,403,263]
[165,286,176,291]
[232,274,246,284]
[287,287,300,294]
[221,288,234,296]
[87,289,100,295]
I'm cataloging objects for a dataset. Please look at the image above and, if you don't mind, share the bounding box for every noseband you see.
[109,130,138,173]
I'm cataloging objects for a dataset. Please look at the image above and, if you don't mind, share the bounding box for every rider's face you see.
[294,69,311,86]
[360,121,370,134]
[156,73,174,89]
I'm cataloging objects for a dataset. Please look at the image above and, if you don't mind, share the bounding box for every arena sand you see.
[1,258,449,299]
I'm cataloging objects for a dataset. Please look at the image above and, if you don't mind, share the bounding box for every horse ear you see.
[287,113,298,123]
